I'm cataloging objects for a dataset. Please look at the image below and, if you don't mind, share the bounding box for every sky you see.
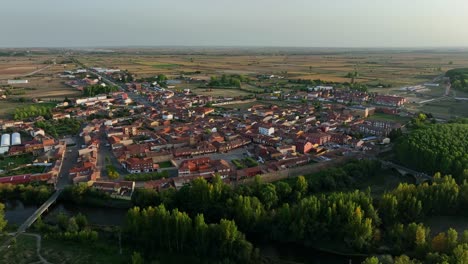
[1,0,468,48]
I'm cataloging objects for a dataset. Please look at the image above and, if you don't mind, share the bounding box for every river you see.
[4,201,364,264]
[4,200,127,226]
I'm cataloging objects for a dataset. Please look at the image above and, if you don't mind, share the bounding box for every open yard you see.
[0,154,34,171]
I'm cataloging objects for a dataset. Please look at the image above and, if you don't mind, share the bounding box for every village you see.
[0,65,410,199]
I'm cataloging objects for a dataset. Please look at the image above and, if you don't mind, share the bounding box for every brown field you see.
[78,50,468,87]
[0,57,81,96]
[1,48,468,119]
[0,55,82,118]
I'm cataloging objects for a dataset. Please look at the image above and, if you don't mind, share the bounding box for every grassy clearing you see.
[151,63,179,69]
[41,238,129,264]
[157,161,174,168]
[419,99,468,118]
[0,234,39,264]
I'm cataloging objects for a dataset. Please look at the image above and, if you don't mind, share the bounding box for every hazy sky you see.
[1,0,468,47]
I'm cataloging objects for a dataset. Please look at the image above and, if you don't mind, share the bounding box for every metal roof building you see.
[12,132,21,145]
[1,134,10,146]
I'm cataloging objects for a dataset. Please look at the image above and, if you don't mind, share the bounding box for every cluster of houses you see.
[0,121,66,185]
[0,68,411,198]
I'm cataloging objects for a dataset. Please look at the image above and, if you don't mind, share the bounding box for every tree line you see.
[446,68,468,92]
[208,74,248,88]
[83,84,118,97]
[0,183,53,205]
[394,122,468,181]
[379,174,468,224]
[127,161,468,263]
[124,205,257,263]
[13,105,54,120]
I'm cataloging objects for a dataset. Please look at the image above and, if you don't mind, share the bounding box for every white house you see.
[30,128,45,137]
[259,126,274,136]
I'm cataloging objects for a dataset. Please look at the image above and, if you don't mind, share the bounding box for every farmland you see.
[0,55,82,118]
[2,48,468,119]
[78,49,468,88]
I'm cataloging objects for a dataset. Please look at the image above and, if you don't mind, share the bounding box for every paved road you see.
[97,133,127,180]
[87,68,154,107]
[57,138,80,189]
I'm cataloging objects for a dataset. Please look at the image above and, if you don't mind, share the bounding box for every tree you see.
[0,203,7,232]
[57,212,69,230]
[446,228,458,251]
[394,255,420,264]
[67,218,79,233]
[432,232,448,253]
[415,224,428,252]
[259,183,278,209]
[75,213,88,230]
[451,244,468,264]
[107,165,120,180]
[362,257,380,264]
[275,181,292,202]
[131,252,144,264]
[294,176,308,198]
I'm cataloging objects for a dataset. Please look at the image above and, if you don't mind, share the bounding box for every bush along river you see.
[4,200,366,264]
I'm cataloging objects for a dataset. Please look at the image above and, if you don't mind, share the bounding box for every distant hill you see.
[446,68,468,92]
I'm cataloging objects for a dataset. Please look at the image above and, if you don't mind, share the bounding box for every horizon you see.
[2,0,468,48]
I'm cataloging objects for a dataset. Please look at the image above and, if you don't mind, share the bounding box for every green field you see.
[41,238,129,264]
[0,234,40,264]
[157,161,174,168]
[151,63,179,69]
[419,99,468,119]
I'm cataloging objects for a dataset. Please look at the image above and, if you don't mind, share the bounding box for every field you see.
[2,48,468,119]
[0,234,40,264]
[78,49,468,88]
[0,55,82,118]
[41,238,129,264]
